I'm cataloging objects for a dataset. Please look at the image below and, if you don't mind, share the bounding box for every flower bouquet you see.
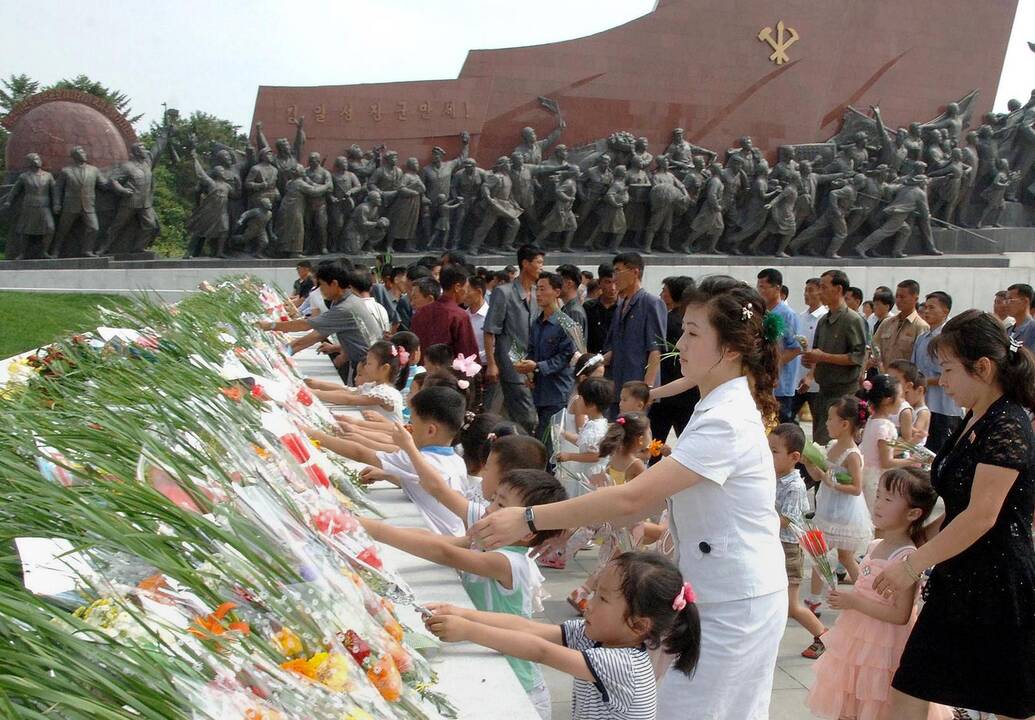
[801,441,854,485]
[886,437,937,469]
[785,516,838,590]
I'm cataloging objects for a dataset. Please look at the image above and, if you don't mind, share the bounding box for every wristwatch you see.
[524,507,538,533]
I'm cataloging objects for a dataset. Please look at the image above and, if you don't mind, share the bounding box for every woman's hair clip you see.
[741,305,754,321]
[616,416,626,425]
[672,581,696,611]
[486,432,497,443]
[1010,337,1023,354]
[396,346,410,365]
[460,410,476,431]
[457,379,470,389]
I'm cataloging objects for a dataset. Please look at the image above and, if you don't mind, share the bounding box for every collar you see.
[898,309,920,324]
[824,303,848,322]
[536,310,561,326]
[619,287,645,309]
[777,469,804,486]
[436,296,460,308]
[468,302,488,318]
[419,445,456,456]
[805,305,826,319]
[693,375,752,414]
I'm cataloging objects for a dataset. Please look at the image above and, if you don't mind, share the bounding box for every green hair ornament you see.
[761,311,785,343]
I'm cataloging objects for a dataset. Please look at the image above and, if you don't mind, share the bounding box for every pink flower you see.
[452,353,482,378]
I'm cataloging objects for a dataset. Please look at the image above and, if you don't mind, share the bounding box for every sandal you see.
[801,636,826,659]
[804,598,822,617]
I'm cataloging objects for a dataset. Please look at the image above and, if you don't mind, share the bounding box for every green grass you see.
[0,291,121,357]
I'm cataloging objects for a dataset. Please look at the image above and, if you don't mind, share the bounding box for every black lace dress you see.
[893,395,1035,716]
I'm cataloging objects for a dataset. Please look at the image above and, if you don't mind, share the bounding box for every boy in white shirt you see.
[310,386,468,535]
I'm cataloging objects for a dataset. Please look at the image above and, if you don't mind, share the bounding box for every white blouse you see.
[667,376,786,604]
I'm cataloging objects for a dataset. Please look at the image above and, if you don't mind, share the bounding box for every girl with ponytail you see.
[307,340,407,421]
[873,309,1035,719]
[470,274,789,719]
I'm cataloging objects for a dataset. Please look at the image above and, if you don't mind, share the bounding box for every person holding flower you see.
[873,310,1035,720]
[471,276,788,719]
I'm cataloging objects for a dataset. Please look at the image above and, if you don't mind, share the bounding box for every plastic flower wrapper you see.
[801,441,853,485]
[785,516,838,591]
[886,437,937,469]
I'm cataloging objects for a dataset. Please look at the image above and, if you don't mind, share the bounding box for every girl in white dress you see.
[860,374,920,513]
[470,276,789,719]
[887,360,930,444]
[802,395,872,624]
[307,340,408,421]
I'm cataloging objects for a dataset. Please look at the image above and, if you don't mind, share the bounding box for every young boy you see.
[389,423,549,529]
[361,469,567,719]
[310,386,468,536]
[423,343,454,375]
[619,380,651,414]
[769,422,828,658]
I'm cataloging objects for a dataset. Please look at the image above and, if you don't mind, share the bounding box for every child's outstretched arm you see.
[313,387,387,408]
[425,615,595,682]
[304,378,342,391]
[828,579,915,625]
[361,518,513,586]
[389,422,470,522]
[423,603,562,643]
[557,450,602,464]
[307,428,381,468]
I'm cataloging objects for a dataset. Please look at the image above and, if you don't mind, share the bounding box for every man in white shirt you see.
[465,275,490,364]
[793,277,827,423]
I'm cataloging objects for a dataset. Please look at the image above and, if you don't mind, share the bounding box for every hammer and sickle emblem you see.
[758,20,799,65]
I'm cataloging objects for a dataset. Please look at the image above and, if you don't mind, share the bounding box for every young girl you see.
[884,361,915,441]
[807,468,951,720]
[557,377,613,488]
[802,395,872,635]
[887,360,930,445]
[391,331,424,422]
[860,374,920,513]
[563,353,607,437]
[307,340,409,421]
[424,551,701,720]
[596,412,651,487]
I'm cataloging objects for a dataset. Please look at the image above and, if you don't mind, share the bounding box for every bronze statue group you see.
[6,91,1035,261]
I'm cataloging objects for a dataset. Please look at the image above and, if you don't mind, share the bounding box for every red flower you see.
[357,546,383,570]
[220,386,243,402]
[280,433,310,464]
[799,529,828,557]
[305,464,330,488]
[250,384,267,400]
[341,629,371,666]
[296,387,314,406]
[313,508,358,535]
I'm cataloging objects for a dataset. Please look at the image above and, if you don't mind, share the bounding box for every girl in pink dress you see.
[808,467,951,720]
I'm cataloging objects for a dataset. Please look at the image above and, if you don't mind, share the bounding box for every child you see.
[860,374,920,513]
[361,469,567,719]
[619,381,651,414]
[311,386,469,535]
[807,468,950,720]
[391,414,549,529]
[596,412,650,486]
[887,360,930,445]
[562,353,608,438]
[423,343,454,375]
[884,360,915,441]
[769,423,829,658]
[424,551,701,720]
[390,331,424,421]
[557,377,613,489]
[307,340,408,421]
[802,395,872,637]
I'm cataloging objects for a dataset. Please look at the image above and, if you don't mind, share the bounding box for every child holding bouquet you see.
[807,468,950,720]
[802,395,872,635]
[860,374,922,513]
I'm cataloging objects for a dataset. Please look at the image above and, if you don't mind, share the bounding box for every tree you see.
[49,74,142,124]
[0,73,40,116]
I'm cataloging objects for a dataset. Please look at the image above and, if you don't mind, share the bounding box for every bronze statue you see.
[684,162,725,254]
[52,146,105,258]
[855,174,942,258]
[304,152,332,254]
[928,148,966,222]
[632,137,653,169]
[231,197,275,257]
[576,153,614,239]
[587,164,629,252]
[789,173,866,258]
[245,146,279,209]
[535,168,578,252]
[793,160,818,229]
[508,151,539,240]
[728,136,765,175]
[346,144,379,185]
[977,158,1019,228]
[642,156,689,254]
[275,163,330,257]
[257,118,305,198]
[103,125,173,254]
[623,155,652,250]
[2,153,56,260]
[385,157,425,253]
[470,156,522,254]
[421,134,469,248]
[183,149,235,258]
[345,190,390,253]
[751,173,799,257]
[328,156,363,253]
[448,158,485,249]
[514,111,565,165]
[726,158,773,252]
[957,130,980,225]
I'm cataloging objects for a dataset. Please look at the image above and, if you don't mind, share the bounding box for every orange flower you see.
[252,444,270,460]
[189,601,249,639]
[273,627,304,657]
[280,658,316,680]
[220,386,243,402]
[366,654,402,702]
[648,439,664,458]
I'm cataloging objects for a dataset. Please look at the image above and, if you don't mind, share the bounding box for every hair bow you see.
[1010,338,1023,354]
[452,353,482,378]
[616,417,626,425]
[741,305,754,321]
[672,581,696,611]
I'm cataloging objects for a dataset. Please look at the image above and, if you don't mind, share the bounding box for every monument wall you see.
[251,0,1017,163]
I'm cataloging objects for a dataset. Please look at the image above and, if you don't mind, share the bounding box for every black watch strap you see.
[524,506,538,533]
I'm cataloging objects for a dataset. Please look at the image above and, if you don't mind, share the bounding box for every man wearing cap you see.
[449,159,485,249]
[469,156,522,254]
[421,133,470,248]
[855,174,943,258]
[789,173,867,259]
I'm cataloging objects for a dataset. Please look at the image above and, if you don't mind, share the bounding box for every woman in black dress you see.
[874,309,1035,719]
[648,276,700,462]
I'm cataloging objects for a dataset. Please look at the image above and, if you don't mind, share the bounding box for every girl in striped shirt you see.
[425,551,700,719]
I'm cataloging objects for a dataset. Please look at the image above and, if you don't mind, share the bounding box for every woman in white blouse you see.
[472,276,787,719]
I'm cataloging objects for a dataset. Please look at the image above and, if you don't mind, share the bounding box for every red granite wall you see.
[252,0,1017,165]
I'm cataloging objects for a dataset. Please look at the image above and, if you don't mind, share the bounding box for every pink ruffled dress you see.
[807,542,952,720]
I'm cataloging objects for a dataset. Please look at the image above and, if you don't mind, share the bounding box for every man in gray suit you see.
[52,146,105,257]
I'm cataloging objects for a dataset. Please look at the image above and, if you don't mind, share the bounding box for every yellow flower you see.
[272,627,303,657]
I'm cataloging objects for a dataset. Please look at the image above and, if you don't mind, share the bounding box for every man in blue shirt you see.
[602,252,667,419]
[757,268,802,423]
[912,291,964,453]
[1007,283,1035,350]
[514,272,575,454]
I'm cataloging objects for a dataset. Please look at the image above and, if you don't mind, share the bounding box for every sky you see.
[3,0,1034,132]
